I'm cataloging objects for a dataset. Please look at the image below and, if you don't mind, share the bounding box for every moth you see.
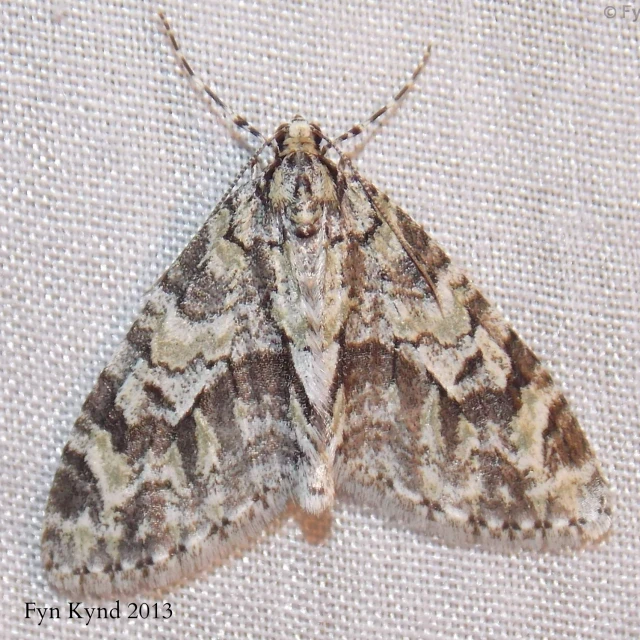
[41,14,612,597]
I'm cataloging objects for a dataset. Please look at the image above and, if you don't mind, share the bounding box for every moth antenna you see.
[332,46,432,146]
[159,11,267,145]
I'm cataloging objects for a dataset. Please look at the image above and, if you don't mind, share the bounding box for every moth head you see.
[274,116,324,157]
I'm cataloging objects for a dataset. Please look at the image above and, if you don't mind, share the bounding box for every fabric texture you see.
[2,1,638,638]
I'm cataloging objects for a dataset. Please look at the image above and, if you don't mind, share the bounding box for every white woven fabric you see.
[2,1,638,637]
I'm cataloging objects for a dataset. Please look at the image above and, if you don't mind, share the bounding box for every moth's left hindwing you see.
[42,185,307,597]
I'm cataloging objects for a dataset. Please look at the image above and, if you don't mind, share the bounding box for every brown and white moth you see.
[41,13,612,598]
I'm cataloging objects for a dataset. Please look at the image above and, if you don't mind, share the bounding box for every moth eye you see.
[273,127,289,148]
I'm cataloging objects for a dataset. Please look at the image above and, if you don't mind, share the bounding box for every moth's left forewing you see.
[42,185,304,597]
[333,178,612,548]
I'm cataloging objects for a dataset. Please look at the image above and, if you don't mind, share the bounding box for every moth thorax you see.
[271,152,337,239]
[287,163,337,238]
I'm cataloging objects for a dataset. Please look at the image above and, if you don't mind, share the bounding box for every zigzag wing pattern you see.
[42,182,314,597]
[334,179,612,547]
